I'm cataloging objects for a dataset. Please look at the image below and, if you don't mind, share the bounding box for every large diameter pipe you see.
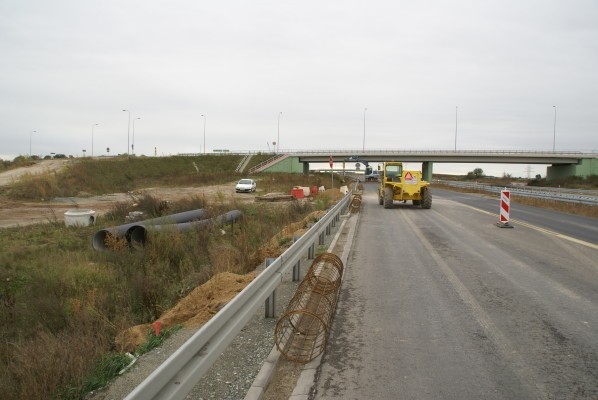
[92,209,208,251]
[129,210,242,248]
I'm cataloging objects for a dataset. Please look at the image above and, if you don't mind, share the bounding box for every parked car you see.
[235,179,256,193]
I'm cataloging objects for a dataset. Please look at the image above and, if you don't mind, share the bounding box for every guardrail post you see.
[264,258,276,318]
[326,224,331,235]
[319,232,325,245]
[308,243,315,260]
[293,260,301,282]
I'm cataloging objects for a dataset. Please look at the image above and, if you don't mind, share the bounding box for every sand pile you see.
[115,271,256,352]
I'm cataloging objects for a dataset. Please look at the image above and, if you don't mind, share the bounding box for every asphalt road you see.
[313,184,598,400]
[433,188,598,245]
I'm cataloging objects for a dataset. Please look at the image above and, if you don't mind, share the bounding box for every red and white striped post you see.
[497,189,514,228]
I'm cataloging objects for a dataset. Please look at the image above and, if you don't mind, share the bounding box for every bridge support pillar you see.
[422,161,433,182]
[303,162,310,175]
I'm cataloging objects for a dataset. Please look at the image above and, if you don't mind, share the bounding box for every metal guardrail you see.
[125,192,352,400]
[436,180,598,205]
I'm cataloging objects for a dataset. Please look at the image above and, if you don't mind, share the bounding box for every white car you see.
[235,179,256,193]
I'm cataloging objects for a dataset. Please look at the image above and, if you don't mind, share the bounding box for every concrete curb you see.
[244,345,282,400]
[244,208,361,400]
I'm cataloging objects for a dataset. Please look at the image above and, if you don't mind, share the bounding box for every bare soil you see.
[0,160,261,228]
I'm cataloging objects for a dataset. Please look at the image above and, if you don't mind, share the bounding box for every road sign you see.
[497,189,514,228]
[404,171,417,185]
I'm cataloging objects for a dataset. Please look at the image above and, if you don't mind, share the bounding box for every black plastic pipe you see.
[92,209,208,251]
[128,210,242,247]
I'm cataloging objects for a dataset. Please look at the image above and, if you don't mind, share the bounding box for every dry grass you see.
[0,185,328,399]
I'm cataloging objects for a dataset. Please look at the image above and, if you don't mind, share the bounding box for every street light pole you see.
[122,109,130,156]
[552,106,556,152]
[91,123,99,157]
[362,108,367,152]
[277,112,282,153]
[455,106,458,152]
[201,114,206,154]
[30,130,36,157]
[132,118,140,154]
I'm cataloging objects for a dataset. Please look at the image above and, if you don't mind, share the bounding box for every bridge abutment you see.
[546,158,597,180]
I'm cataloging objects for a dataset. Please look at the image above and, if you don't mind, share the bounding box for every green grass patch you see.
[135,324,182,356]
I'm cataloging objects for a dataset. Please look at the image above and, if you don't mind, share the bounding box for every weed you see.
[278,236,292,247]
[135,324,182,356]
[58,352,132,400]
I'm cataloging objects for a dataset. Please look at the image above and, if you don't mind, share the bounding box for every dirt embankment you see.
[0,160,262,228]
[0,159,70,186]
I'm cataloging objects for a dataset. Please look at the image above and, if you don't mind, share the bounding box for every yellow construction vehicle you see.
[378,161,432,209]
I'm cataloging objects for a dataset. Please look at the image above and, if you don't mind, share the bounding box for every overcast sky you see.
[1,0,596,176]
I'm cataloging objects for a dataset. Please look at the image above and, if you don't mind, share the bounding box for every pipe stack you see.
[92,209,241,251]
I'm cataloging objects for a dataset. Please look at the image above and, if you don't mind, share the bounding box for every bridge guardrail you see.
[125,191,352,400]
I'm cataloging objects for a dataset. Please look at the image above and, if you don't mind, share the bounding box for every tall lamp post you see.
[362,107,367,151]
[552,106,556,152]
[91,123,99,157]
[132,117,140,154]
[30,130,36,157]
[122,109,130,156]
[455,106,458,152]
[277,112,282,153]
[201,114,206,154]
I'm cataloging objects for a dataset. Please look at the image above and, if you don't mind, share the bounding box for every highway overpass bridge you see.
[254,150,598,181]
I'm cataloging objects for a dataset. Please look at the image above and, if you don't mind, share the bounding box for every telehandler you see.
[378,161,432,209]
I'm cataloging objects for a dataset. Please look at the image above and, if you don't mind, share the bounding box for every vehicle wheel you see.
[383,187,393,209]
[422,187,432,209]
[413,200,421,206]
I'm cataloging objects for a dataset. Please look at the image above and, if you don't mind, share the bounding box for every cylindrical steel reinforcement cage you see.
[275,252,344,363]
[350,193,362,213]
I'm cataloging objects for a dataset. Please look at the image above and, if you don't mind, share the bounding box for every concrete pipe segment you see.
[275,252,344,364]
[92,208,209,251]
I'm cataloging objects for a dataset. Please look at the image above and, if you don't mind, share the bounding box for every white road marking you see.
[453,202,598,250]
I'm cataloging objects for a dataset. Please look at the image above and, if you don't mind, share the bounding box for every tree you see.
[466,168,485,179]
